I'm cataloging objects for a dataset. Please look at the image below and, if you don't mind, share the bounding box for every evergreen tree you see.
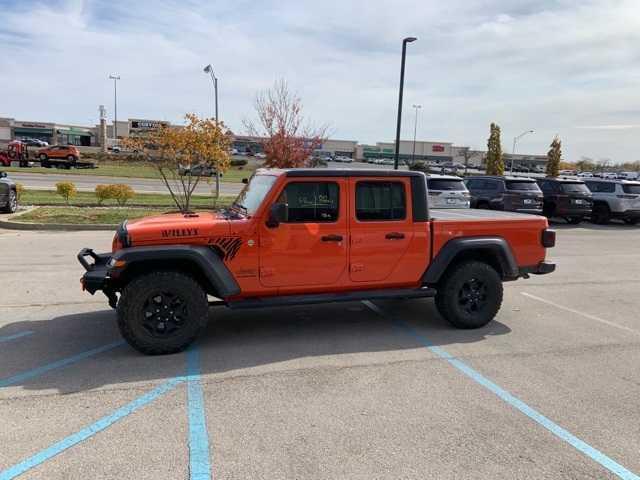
[485,123,504,175]
[546,136,562,177]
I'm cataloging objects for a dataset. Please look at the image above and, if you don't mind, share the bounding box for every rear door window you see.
[356,182,406,221]
[506,181,540,191]
[561,182,590,194]
[427,179,466,191]
[622,184,640,194]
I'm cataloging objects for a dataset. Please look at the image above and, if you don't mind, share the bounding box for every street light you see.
[108,74,120,141]
[411,104,422,163]
[510,129,534,174]
[203,64,218,122]
[393,36,417,170]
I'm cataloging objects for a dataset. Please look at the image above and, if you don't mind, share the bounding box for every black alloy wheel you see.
[142,291,189,338]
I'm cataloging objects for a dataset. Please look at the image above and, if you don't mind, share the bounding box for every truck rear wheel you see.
[117,271,208,355]
[435,261,503,329]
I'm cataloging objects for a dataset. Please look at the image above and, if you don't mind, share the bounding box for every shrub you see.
[15,183,25,202]
[55,181,77,205]
[95,184,112,205]
[111,184,135,206]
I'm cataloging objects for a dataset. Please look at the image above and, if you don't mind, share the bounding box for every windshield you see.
[233,174,277,215]
[622,184,640,195]
[428,179,466,191]
[561,182,590,194]
[506,181,540,191]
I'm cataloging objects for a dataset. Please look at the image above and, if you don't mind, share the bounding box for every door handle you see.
[385,232,405,240]
[321,234,343,242]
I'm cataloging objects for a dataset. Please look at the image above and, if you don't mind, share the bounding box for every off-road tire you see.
[117,271,208,355]
[435,261,503,329]
[591,203,610,224]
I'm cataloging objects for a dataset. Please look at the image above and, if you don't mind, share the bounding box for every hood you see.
[125,211,231,246]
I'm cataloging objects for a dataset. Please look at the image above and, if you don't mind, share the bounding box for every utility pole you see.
[204,64,221,197]
[108,74,120,143]
[511,129,534,174]
[411,104,421,165]
[393,36,417,170]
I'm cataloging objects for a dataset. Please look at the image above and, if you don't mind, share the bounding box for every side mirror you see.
[242,178,249,184]
[266,203,288,228]
[0,172,6,178]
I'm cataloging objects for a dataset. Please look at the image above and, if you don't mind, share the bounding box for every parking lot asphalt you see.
[0,223,639,479]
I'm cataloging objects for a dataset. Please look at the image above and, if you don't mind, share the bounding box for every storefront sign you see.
[432,145,445,152]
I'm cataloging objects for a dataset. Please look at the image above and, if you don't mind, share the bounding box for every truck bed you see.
[429,208,549,268]
[430,208,543,221]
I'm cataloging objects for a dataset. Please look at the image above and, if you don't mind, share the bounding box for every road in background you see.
[0,223,639,478]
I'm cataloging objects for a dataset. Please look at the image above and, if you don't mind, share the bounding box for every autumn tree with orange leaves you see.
[123,113,232,212]
[244,79,328,168]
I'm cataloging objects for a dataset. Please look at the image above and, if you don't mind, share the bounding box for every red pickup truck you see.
[79,169,555,355]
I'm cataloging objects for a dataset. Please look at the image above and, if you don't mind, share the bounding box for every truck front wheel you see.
[435,261,503,329]
[117,271,208,355]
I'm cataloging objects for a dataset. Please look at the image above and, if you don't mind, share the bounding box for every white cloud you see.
[1,0,640,162]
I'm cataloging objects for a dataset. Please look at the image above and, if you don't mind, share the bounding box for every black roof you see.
[465,175,537,181]
[285,168,424,178]
[537,177,586,183]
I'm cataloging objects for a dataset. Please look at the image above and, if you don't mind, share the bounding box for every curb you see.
[0,207,116,231]
[0,220,117,231]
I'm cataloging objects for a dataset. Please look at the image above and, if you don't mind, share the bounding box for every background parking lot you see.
[1,224,639,479]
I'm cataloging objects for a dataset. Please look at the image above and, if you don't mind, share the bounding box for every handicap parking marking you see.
[0,340,125,388]
[521,292,640,336]
[187,347,212,480]
[362,300,640,480]
[0,330,33,343]
[0,376,185,480]
[0,345,213,480]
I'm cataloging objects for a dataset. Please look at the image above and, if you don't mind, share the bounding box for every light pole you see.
[510,129,534,174]
[108,74,120,141]
[411,104,421,164]
[203,64,218,122]
[393,36,417,170]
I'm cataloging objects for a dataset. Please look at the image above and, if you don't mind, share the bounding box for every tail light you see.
[541,229,556,248]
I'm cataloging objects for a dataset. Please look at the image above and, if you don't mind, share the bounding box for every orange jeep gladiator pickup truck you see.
[78,169,555,355]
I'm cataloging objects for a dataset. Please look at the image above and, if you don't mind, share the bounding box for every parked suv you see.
[37,145,80,168]
[465,176,543,214]
[584,179,640,224]
[0,172,18,213]
[426,174,470,209]
[536,177,593,224]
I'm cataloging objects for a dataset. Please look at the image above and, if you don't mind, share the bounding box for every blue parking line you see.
[0,331,33,343]
[187,347,212,480]
[0,376,185,480]
[362,301,640,480]
[0,340,125,388]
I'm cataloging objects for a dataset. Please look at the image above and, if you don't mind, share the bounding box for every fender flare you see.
[422,236,519,284]
[113,245,240,297]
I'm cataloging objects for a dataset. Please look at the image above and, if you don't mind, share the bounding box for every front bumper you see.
[78,248,117,306]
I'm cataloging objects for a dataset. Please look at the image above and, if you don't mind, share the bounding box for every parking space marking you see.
[363,300,640,480]
[0,340,125,388]
[0,331,33,343]
[521,292,640,336]
[0,377,185,480]
[187,347,212,480]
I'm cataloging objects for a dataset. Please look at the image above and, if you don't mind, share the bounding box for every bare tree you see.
[244,79,328,168]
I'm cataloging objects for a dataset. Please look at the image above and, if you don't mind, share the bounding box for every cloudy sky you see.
[1,0,639,162]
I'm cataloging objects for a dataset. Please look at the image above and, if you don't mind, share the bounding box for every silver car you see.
[584,179,640,224]
[427,174,470,209]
